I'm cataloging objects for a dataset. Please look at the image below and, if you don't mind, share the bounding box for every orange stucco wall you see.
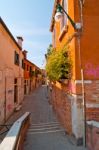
[0,23,24,78]
[53,0,76,80]
[24,59,41,80]
[0,22,24,123]
[24,58,42,93]
[50,0,99,140]
[24,59,35,79]
[74,0,99,80]
[53,0,99,80]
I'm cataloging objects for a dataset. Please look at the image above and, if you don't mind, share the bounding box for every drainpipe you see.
[77,34,86,147]
[78,0,86,147]
[79,0,83,27]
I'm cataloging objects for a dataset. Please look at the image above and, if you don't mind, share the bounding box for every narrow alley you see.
[3,85,87,150]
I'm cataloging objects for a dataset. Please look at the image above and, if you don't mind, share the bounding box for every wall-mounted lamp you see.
[55,4,82,30]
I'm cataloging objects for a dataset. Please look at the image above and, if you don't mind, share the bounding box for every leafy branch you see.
[46,45,72,81]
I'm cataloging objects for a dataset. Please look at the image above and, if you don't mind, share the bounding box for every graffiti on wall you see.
[84,63,99,78]
[7,104,13,111]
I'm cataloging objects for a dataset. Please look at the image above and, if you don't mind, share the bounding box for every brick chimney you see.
[23,50,28,59]
[17,36,23,48]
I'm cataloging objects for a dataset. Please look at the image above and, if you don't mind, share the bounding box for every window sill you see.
[58,25,68,41]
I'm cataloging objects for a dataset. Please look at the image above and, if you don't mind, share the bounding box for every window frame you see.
[27,65,29,71]
[60,0,68,31]
[58,0,68,41]
[21,59,24,69]
[14,51,19,66]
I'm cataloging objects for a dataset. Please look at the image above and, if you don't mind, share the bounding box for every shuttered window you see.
[60,0,68,31]
[14,51,19,65]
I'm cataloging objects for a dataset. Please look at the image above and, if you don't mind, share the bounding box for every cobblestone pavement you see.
[1,85,87,150]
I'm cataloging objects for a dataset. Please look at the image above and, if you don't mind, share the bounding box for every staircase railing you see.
[0,112,30,150]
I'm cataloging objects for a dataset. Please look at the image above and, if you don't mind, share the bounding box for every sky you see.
[0,0,54,68]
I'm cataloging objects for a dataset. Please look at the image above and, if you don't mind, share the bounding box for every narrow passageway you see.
[21,85,86,150]
[2,85,86,150]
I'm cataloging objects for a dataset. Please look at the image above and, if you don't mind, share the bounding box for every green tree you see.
[45,44,54,59]
[46,45,72,81]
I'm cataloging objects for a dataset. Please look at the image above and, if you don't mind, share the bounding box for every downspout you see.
[79,0,83,27]
[78,0,86,147]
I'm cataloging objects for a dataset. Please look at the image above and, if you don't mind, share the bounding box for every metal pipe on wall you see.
[78,0,86,147]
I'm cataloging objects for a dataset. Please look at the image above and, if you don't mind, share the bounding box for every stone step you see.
[27,129,65,135]
[27,121,65,135]
[29,123,60,129]
[29,125,60,130]
[31,121,59,126]
[28,126,63,132]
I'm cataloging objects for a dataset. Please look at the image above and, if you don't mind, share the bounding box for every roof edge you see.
[25,58,41,70]
[0,17,22,50]
[49,0,59,32]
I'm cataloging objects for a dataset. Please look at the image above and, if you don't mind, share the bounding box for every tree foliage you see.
[45,44,54,59]
[46,45,72,81]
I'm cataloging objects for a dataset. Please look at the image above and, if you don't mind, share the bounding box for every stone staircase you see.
[27,122,65,135]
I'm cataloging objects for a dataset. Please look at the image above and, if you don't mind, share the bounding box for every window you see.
[27,65,29,71]
[30,66,31,72]
[14,78,17,84]
[27,80,28,85]
[64,0,68,25]
[24,63,26,70]
[14,51,19,65]
[21,59,24,69]
[60,0,68,31]
[24,80,26,84]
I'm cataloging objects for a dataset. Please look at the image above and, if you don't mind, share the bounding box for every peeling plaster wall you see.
[71,95,83,140]
[0,22,24,123]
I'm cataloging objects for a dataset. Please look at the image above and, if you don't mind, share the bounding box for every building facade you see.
[23,51,42,95]
[0,18,24,123]
[50,0,99,145]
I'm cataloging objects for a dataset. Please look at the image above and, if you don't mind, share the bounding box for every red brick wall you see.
[84,80,99,122]
[86,123,99,150]
[51,83,72,134]
[85,81,99,104]
[86,108,99,122]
